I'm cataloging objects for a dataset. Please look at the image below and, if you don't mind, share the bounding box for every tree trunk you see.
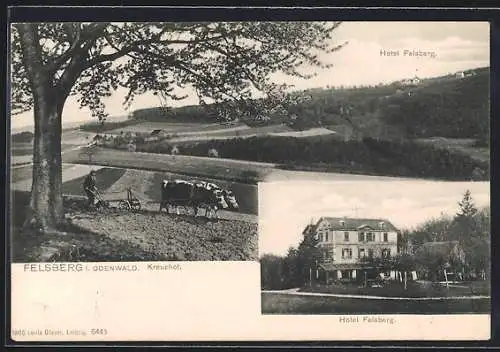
[24,95,65,232]
[17,23,75,233]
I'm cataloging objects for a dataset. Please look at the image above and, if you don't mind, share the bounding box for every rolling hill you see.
[105,66,489,142]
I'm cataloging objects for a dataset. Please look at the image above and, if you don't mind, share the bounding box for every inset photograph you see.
[260,180,490,314]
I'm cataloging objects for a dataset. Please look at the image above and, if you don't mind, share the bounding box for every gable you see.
[317,217,399,232]
[316,219,330,230]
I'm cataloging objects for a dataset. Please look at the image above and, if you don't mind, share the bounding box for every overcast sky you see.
[259,180,490,257]
[12,21,490,130]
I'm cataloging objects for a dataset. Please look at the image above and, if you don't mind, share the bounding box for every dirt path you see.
[261,290,491,301]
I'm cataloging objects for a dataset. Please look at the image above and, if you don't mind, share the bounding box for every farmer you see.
[83,170,98,207]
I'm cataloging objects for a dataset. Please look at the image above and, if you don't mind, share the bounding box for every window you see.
[358,248,365,258]
[382,248,391,258]
[342,248,353,259]
[358,232,365,242]
[368,249,374,258]
[344,232,349,241]
[383,233,388,242]
[367,232,375,242]
[319,233,323,242]
[325,233,329,242]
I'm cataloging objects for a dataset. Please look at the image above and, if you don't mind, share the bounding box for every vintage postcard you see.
[8,18,490,342]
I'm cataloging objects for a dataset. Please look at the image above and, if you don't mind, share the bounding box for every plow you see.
[90,187,142,211]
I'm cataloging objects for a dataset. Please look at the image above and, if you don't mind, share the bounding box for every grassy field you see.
[61,167,127,197]
[168,124,294,142]
[11,143,77,156]
[300,280,490,298]
[261,292,491,314]
[60,166,258,215]
[104,121,239,134]
[11,165,35,183]
[79,119,142,133]
[62,147,274,184]
[103,122,296,144]
[270,127,337,138]
[414,137,489,163]
[11,148,33,156]
[11,164,76,184]
[144,171,258,215]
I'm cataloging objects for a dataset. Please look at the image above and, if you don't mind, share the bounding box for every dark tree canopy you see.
[12,22,345,121]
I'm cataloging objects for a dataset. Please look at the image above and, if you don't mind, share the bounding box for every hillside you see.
[379,67,489,139]
[117,67,489,141]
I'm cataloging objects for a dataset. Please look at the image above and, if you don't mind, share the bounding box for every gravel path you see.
[261,290,491,301]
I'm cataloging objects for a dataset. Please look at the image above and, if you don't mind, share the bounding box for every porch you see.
[316,263,418,285]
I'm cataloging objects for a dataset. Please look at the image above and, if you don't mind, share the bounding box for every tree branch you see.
[83,33,228,70]
[48,23,109,73]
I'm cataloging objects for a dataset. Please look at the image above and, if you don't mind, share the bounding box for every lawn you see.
[61,167,127,197]
[300,280,490,298]
[261,292,491,314]
[62,147,274,184]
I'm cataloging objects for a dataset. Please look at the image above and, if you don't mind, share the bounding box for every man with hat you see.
[83,170,98,207]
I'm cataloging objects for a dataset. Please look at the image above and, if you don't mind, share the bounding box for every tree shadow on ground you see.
[10,191,169,263]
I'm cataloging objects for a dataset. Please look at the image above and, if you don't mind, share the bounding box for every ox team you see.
[160,179,239,217]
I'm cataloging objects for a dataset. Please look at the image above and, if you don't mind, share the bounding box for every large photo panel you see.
[10,19,490,341]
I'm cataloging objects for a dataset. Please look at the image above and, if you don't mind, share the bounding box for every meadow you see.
[63,147,274,184]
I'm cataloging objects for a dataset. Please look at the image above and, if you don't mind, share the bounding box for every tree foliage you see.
[403,190,489,276]
[12,22,345,120]
[456,189,478,218]
[11,21,345,231]
[260,226,326,289]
